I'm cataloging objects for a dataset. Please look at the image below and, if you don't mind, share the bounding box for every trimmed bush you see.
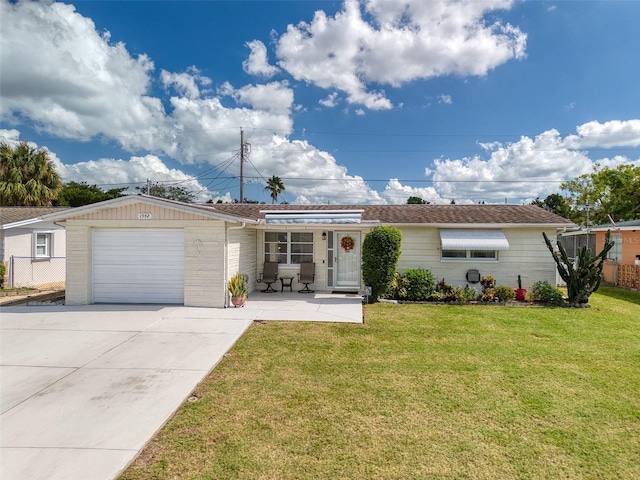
[402,268,435,301]
[531,281,565,305]
[362,226,402,303]
[495,285,516,302]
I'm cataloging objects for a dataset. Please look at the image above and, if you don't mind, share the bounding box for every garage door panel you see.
[93,229,184,304]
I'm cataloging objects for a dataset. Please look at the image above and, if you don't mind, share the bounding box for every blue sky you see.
[1,0,639,205]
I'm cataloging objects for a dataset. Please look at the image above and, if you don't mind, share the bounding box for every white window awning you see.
[262,210,363,225]
[439,229,510,251]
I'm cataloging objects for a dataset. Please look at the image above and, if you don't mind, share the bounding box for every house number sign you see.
[138,212,153,220]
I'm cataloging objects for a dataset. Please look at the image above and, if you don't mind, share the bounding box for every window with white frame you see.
[34,232,52,257]
[607,233,622,262]
[264,232,313,264]
[441,249,498,260]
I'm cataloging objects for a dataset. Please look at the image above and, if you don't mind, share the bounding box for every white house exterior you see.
[40,196,574,307]
[0,207,69,288]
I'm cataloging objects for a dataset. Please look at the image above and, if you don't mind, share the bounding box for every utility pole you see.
[239,129,244,203]
[239,129,250,203]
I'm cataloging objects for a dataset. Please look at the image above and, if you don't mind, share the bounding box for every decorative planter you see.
[231,296,247,307]
[515,288,527,302]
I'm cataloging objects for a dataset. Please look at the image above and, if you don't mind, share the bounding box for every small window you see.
[607,234,622,262]
[442,250,467,258]
[442,249,497,261]
[470,250,497,259]
[35,233,52,257]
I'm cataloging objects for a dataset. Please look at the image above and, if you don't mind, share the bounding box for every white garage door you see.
[93,229,184,304]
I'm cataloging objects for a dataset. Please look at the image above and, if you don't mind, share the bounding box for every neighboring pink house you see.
[0,207,69,289]
[592,220,640,289]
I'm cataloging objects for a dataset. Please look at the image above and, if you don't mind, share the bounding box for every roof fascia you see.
[1,217,44,230]
[38,195,258,224]
[383,222,575,228]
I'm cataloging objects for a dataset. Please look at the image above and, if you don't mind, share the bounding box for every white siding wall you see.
[227,226,257,297]
[65,224,92,305]
[395,226,558,290]
[184,225,226,307]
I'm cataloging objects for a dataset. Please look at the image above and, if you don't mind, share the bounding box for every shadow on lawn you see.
[597,286,640,305]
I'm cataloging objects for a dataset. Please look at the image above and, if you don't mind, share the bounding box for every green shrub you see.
[402,268,435,301]
[362,226,402,303]
[0,262,5,288]
[480,276,497,301]
[455,286,478,303]
[430,279,457,302]
[494,285,516,302]
[531,281,565,305]
[382,272,408,300]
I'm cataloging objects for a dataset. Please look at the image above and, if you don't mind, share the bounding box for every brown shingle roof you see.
[208,204,574,225]
[1,206,71,226]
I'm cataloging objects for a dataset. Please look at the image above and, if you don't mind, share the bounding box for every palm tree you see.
[264,175,285,204]
[0,142,63,206]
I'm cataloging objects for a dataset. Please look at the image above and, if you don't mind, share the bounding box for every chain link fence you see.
[7,256,66,290]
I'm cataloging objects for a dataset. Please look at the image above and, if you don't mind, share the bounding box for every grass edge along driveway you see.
[121,287,640,480]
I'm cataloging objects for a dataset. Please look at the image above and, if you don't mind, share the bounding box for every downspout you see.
[225,222,247,308]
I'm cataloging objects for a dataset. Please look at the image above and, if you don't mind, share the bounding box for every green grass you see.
[121,287,640,479]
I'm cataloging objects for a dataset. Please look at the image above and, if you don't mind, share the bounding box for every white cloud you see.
[218,81,294,117]
[0,0,167,139]
[426,122,640,202]
[57,154,224,203]
[319,92,340,108]
[243,40,280,78]
[161,67,212,100]
[563,119,640,149]
[438,94,453,105]
[382,179,445,204]
[275,0,526,109]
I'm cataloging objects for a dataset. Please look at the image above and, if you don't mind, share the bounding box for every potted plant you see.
[228,273,249,307]
[515,274,527,301]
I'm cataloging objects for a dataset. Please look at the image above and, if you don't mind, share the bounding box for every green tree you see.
[57,182,126,207]
[0,142,63,206]
[530,193,571,218]
[264,175,285,204]
[407,196,428,204]
[362,226,402,303]
[136,183,196,203]
[561,164,640,225]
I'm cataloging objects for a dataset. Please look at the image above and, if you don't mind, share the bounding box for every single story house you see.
[593,219,640,289]
[40,195,574,307]
[0,206,69,289]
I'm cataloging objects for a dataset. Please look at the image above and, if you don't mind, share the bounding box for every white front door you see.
[335,232,361,288]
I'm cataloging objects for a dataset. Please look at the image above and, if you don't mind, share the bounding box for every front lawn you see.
[121,287,640,479]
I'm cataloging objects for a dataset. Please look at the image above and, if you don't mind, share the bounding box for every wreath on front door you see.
[340,236,355,251]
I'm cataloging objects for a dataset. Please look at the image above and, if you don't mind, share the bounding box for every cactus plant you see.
[542,230,614,304]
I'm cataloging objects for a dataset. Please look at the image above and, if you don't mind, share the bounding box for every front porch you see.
[233,291,363,323]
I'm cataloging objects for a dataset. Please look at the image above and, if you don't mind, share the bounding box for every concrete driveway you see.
[0,305,254,480]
